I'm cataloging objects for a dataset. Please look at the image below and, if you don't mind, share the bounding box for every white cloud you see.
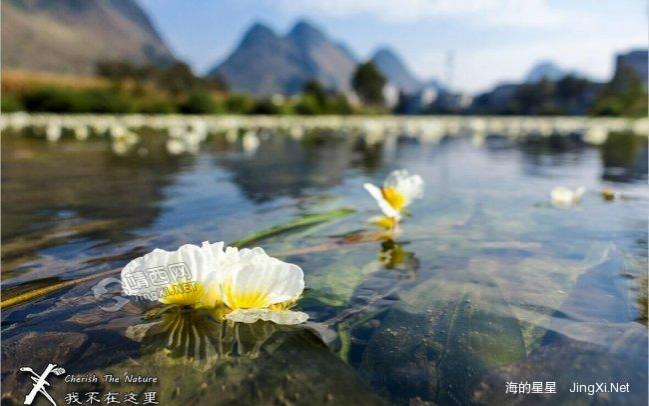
[272,0,564,28]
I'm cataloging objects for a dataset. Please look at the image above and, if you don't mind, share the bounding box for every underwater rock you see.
[359,274,526,405]
[2,309,386,406]
[472,324,647,405]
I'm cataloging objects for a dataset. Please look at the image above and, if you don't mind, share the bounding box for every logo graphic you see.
[19,364,66,406]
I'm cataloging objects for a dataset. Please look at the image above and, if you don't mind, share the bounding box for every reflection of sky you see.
[3,131,647,288]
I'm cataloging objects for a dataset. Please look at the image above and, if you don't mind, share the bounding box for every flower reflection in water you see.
[126,307,283,368]
[378,239,419,277]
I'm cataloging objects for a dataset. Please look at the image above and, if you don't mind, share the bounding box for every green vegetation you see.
[471,70,647,117]
[179,91,221,114]
[590,67,648,118]
[20,88,136,113]
[1,78,369,115]
[3,60,645,117]
[224,93,255,114]
[1,93,23,112]
[474,75,597,115]
[514,76,593,115]
[2,59,373,114]
[96,60,227,95]
[295,80,352,115]
[352,62,386,105]
[231,208,355,248]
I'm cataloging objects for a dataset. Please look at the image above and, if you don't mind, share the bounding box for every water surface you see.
[1,121,647,405]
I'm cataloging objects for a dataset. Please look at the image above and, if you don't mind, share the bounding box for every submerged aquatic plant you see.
[600,187,622,201]
[364,169,424,228]
[550,186,586,208]
[121,241,308,325]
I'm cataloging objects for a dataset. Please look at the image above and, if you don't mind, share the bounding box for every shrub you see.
[352,62,386,105]
[85,89,136,113]
[138,99,177,114]
[1,94,23,112]
[179,92,219,114]
[295,94,321,115]
[225,94,254,114]
[250,99,281,115]
[21,88,88,113]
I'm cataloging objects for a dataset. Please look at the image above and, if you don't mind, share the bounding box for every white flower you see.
[242,131,260,154]
[121,242,224,308]
[74,126,89,141]
[551,186,586,208]
[364,169,424,222]
[45,124,62,142]
[120,242,307,324]
[166,139,186,155]
[217,246,304,309]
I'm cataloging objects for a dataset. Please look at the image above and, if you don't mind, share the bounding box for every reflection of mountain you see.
[1,0,174,74]
[217,135,381,202]
[210,20,357,95]
[1,136,183,275]
[600,132,648,183]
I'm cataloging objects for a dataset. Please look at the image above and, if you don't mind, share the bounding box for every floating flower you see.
[217,246,306,324]
[550,186,586,208]
[45,124,62,142]
[242,130,260,155]
[364,169,424,227]
[120,242,307,325]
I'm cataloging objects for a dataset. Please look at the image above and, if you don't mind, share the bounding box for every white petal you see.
[225,309,309,325]
[363,183,400,219]
[384,169,424,205]
[218,247,304,309]
[574,186,587,202]
[120,241,225,300]
[551,187,577,208]
[399,175,425,204]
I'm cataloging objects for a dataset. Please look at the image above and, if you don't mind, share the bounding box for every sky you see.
[139,0,647,93]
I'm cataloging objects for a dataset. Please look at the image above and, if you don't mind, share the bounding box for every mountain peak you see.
[372,47,401,62]
[246,22,276,37]
[287,19,326,44]
[211,19,357,95]
[371,47,422,94]
[2,0,174,74]
[525,61,566,83]
[240,22,278,47]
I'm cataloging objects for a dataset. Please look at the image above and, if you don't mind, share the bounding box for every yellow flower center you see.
[372,216,398,229]
[160,281,205,306]
[221,279,270,309]
[160,280,221,308]
[381,187,406,211]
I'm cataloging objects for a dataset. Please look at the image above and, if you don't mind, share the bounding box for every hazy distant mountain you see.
[2,0,174,74]
[210,20,357,95]
[613,49,648,85]
[525,61,570,83]
[371,48,423,94]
